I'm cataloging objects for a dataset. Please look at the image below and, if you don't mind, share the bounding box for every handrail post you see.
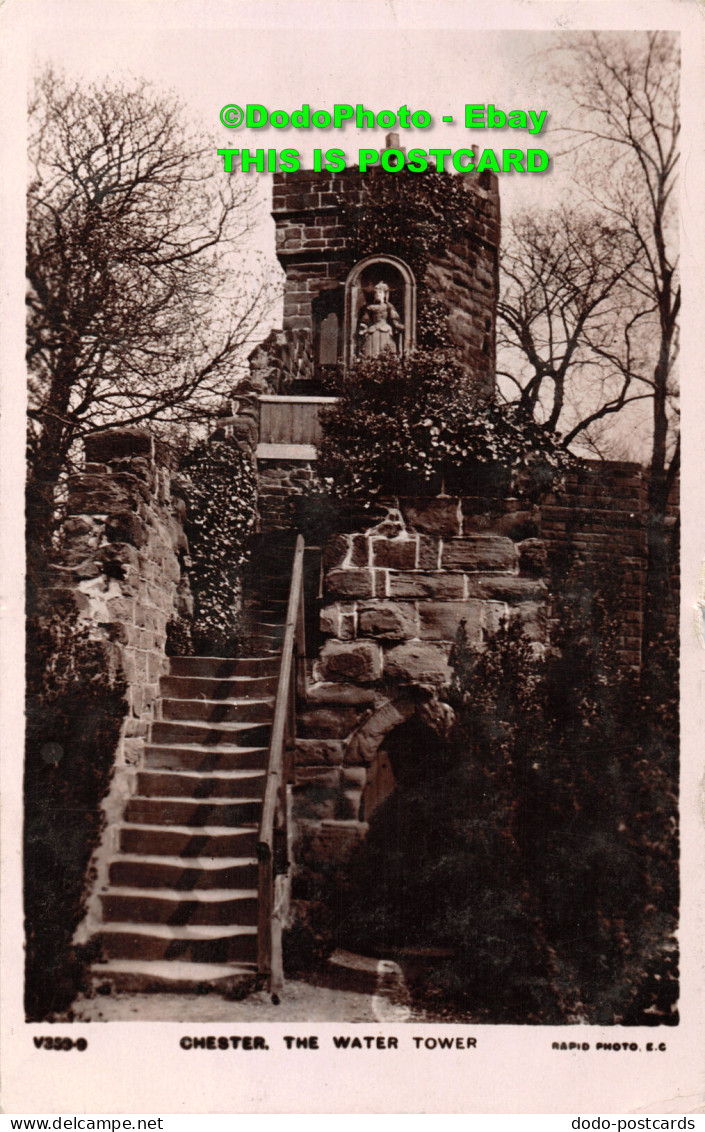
[296,580,307,701]
[256,534,306,999]
[257,849,273,981]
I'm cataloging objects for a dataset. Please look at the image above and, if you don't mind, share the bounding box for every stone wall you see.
[257,459,320,532]
[290,496,547,907]
[288,460,673,905]
[540,461,650,669]
[52,427,191,769]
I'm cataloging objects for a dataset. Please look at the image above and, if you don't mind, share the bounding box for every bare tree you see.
[563,31,680,654]
[499,31,679,656]
[498,206,651,450]
[26,68,276,550]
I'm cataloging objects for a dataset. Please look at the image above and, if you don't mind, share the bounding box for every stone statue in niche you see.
[357,281,404,357]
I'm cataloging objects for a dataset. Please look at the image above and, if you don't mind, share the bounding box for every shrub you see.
[318,349,571,505]
[338,569,678,1024]
[25,599,127,1020]
[446,576,678,1024]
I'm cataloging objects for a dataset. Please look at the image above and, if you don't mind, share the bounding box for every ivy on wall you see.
[338,169,480,281]
[177,439,258,655]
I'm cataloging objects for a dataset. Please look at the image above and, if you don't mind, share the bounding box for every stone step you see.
[169,656,279,679]
[244,602,288,615]
[100,888,259,926]
[94,922,258,964]
[136,769,266,799]
[118,824,259,858]
[90,958,257,995]
[109,855,259,891]
[150,720,271,748]
[143,743,268,772]
[159,675,278,700]
[160,698,274,724]
[244,637,283,655]
[124,796,263,827]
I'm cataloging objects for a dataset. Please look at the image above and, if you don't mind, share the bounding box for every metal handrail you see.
[256,533,306,997]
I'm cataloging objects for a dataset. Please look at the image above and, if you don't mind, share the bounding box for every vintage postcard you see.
[2,0,704,1115]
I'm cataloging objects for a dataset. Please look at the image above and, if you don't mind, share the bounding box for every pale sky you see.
[8,0,700,458]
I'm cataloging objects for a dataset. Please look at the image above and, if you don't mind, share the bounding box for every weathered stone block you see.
[358,601,418,640]
[336,791,364,821]
[365,509,405,538]
[294,766,340,789]
[371,537,417,570]
[341,766,367,790]
[461,510,499,534]
[84,427,152,463]
[383,642,452,685]
[326,568,375,599]
[319,602,356,640]
[319,604,340,637]
[518,538,547,577]
[350,535,369,567]
[482,601,509,636]
[306,682,377,706]
[128,684,145,718]
[417,536,440,570]
[388,572,465,599]
[418,601,483,643]
[517,601,548,640]
[122,738,144,766]
[295,739,346,767]
[465,576,548,603]
[105,511,150,549]
[147,651,168,683]
[494,509,541,541]
[106,595,136,623]
[294,819,369,868]
[323,534,349,571]
[297,707,361,739]
[339,613,356,641]
[441,535,518,572]
[401,498,461,537]
[292,780,339,821]
[124,717,148,739]
[338,765,367,819]
[316,640,382,684]
[62,516,95,537]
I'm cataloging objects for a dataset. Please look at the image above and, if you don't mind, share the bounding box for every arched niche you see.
[344,255,416,368]
[362,714,441,822]
[347,691,455,821]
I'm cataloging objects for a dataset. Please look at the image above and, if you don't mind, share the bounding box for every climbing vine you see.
[339,169,478,280]
[338,169,484,351]
[177,439,257,655]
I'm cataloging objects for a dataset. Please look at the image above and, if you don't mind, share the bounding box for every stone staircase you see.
[88,544,294,995]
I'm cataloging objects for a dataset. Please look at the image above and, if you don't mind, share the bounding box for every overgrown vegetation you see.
[339,168,479,283]
[338,570,678,1024]
[24,600,127,1021]
[174,439,258,655]
[318,349,572,504]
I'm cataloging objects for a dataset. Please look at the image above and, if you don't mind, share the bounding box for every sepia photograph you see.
[2,0,704,1115]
